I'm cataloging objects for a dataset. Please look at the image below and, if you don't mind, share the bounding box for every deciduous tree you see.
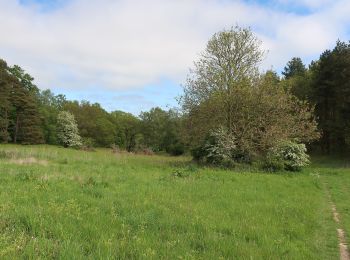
[181,27,319,161]
[57,111,82,148]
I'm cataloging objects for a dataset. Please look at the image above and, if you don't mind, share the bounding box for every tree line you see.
[0,60,184,155]
[0,27,349,160]
[282,41,350,155]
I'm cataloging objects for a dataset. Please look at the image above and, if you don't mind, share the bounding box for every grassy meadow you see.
[0,145,348,259]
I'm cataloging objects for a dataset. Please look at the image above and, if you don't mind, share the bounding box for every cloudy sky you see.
[0,0,349,114]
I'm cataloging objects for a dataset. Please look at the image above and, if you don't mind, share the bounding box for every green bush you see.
[192,126,237,166]
[260,156,285,172]
[81,137,96,150]
[191,145,207,162]
[265,141,310,171]
[166,143,185,156]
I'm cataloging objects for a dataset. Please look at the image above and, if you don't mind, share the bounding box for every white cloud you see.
[0,0,349,91]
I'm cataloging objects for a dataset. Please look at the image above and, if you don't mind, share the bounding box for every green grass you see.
[313,156,350,255]
[0,145,347,259]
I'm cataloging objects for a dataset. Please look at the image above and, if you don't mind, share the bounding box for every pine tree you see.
[8,65,40,95]
[282,57,307,79]
[0,59,11,143]
[19,94,45,144]
[8,65,44,144]
[310,41,350,154]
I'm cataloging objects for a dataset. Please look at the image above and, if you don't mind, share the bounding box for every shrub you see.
[265,141,310,171]
[260,156,285,172]
[191,145,207,162]
[57,111,82,148]
[166,143,185,156]
[192,126,238,166]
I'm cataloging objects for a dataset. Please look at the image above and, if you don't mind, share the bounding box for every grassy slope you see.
[0,145,343,259]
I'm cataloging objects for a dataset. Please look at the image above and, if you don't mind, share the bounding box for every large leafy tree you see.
[181,27,319,160]
[139,107,184,154]
[64,101,116,147]
[38,90,67,144]
[110,111,141,152]
[181,26,265,132]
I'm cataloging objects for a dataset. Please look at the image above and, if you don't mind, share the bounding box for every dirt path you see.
[323,180,350,260]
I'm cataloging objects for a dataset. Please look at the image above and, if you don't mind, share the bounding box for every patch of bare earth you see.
[9,157,48,166]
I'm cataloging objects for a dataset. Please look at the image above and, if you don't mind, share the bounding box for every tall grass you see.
[0,145,345,259]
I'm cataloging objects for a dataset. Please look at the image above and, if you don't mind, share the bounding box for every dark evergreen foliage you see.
[309,41,350,154]
[282,57,307,79]
[0,59,44,144]
[0,59,12,143]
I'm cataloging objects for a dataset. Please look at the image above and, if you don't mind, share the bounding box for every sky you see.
[1,0,349,114]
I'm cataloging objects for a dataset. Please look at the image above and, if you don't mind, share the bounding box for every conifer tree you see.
[0,59,11,143]
[8,65,44,144]
[310,41,350,154]
[282,57,307,79]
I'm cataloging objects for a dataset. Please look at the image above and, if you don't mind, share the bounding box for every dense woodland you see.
[0,28,349,160]
[0,59,185,155]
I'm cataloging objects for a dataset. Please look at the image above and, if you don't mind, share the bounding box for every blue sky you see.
[1,0,349,115]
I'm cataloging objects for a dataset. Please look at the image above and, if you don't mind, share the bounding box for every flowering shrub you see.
[265,141,310,171]
[57,111,82,148]
[191,126,242,167]
[203,127,236,164]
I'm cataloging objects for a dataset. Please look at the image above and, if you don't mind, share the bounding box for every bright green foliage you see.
[38,90,67,144]
[64,101,115,147]
[266,141,310,171]
[57,111,82,148]
[110,110,141,152]
[140,107,184,154]
[181,26,264,114]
